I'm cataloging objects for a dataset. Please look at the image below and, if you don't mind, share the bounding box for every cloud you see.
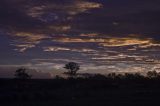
[52,36,153,46]
[43,46,96,53]
[27,0,102,17]
[0,0,160,76]
[0,0,102,52]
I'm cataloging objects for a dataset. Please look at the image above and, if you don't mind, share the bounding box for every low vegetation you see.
[0,69,160,106]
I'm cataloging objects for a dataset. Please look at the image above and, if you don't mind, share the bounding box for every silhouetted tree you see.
[64,62,80,76]
[93,74,107,80]
[134,73,144,79]
[124,73,138,80]
[107,73,116,79]
[147,71,158,78]
[15,68,31,79]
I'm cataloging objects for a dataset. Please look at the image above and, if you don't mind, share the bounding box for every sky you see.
[0,0,160,78]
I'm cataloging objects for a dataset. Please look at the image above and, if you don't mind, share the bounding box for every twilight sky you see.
[0,0,160,78]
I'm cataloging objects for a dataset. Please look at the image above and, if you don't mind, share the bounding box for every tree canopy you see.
[64,62,80,75]
[15,68,31,79]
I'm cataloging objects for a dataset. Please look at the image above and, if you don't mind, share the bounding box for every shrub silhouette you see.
[147,71,159,78]
[64,62,80,76]
[107,73,116,79]
[15,68,31,79]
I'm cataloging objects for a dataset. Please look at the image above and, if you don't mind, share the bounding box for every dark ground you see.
[0,74,160,106]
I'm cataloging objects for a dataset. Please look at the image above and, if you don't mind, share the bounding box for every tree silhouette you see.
[15,68,31,79]
[107,73,116,79]
[64,62,80,76]
[147,71,159,78]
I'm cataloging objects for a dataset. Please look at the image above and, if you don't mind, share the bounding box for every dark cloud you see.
[1,0,159,37]
[72,0,160,39]
[0,0,45,32]
[0,0,102,34]
[0,0,160,76]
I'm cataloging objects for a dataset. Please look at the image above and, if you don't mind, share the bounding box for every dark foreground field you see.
[0,74,160,106]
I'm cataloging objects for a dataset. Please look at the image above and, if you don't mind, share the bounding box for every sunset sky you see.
[0,0,160,78]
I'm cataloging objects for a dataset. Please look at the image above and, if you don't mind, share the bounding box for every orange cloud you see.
[99,38,152,47]
[53,37,152,47]
[12,32,50,52]
[27,1,102,18]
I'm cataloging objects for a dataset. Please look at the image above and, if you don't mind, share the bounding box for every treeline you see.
[53,70,160,81]
[14,67,160,80]
[1,71,160,106]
